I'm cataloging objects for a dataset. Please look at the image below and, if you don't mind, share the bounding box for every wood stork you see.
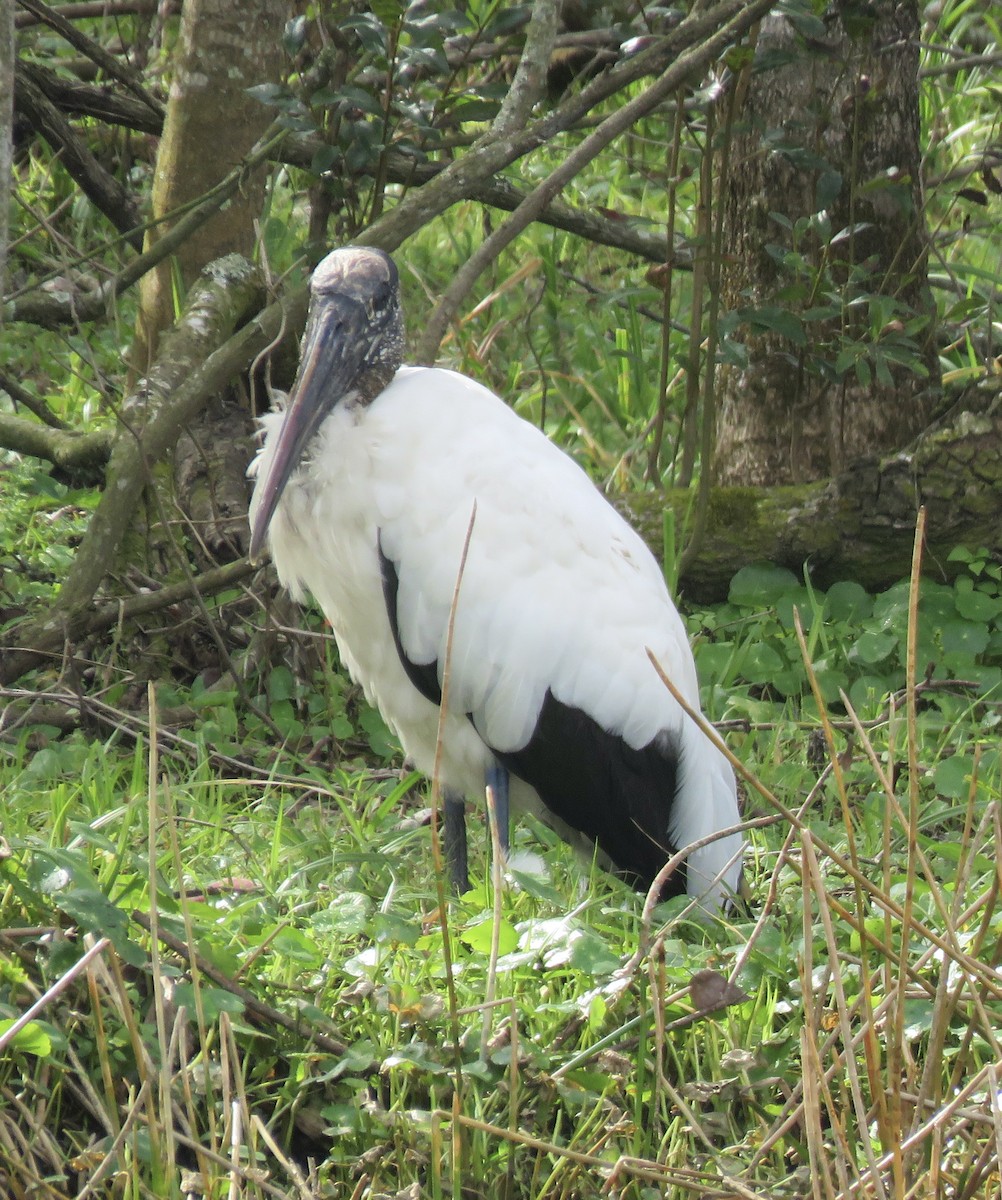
[249,246,742,906]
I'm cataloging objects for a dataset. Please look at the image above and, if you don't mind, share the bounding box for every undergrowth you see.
[2,527,1001,1198]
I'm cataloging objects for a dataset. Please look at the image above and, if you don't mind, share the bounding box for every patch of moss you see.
[705,486,762,535]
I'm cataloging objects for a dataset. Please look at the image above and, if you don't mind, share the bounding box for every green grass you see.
[3,540,1002,1197]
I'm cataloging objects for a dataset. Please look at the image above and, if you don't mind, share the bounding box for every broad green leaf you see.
[933,756,973,799]
[952,585,1002,623]
[939,620,989,658]
[372,912,422,946]
[172,984,245,1021]
[328,1040,378,1081]
[850,629,897,665]
[57,888,145,968]
[315,893,372,938]
[569,930,620,975]
[460,916,519,956]
[742,642,787,684]
[729,564,801,608]
[268,666,296,702]
[0,1019,52,1057]
[824,580,872,621]
[272,926,322,965]
[740,305,806,344]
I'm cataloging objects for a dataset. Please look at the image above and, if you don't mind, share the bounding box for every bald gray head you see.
[306,246,405,394]
[249,246,406,561]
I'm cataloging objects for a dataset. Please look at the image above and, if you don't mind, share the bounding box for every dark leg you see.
[485,762,510,860]
[443,791,469,894]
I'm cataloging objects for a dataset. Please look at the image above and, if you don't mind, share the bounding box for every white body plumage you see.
[249,248,742,906]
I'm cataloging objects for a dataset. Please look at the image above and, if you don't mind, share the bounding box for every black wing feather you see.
[493,691,684,895]
[378,538,442,706]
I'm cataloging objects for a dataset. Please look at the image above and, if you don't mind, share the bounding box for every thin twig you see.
[429,502,478,1112]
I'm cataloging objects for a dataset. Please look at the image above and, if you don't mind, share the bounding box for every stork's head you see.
[249,246,405,561]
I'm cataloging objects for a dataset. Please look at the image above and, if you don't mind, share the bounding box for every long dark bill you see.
[249,294,373,563]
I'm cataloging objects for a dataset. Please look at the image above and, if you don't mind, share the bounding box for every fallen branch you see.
[623,394,1002,601]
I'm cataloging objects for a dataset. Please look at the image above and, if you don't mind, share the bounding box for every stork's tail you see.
[673,721,743,908]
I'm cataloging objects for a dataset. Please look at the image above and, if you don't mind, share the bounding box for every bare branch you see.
[282,136,672,262]
[18,59,162,133]
[0,410,111,473]
[14,0,167,28]
[0,366,68,429]
[14,69,144,250]
[358,0,767,254]
[413,0,774,362]
[14,0,164,118]
[492,0,560,137]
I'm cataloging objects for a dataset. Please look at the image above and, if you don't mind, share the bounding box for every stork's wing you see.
[372,369,699,756]
[369,369,726,886]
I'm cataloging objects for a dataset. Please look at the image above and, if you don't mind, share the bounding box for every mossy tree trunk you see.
[624,389,1002,601]
[715,2,941,486]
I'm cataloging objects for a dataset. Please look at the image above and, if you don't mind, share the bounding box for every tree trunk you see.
[0,0,14,304]
[130,0,286,377]
[715,2,941,486]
